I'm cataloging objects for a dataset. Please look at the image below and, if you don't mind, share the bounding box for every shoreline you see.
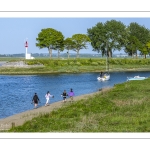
[0,90,104,130]
[0,68,150,75]
[1,61,150,75]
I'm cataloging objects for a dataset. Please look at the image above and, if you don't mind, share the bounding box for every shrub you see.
[76,62,81,66]
[91,62,99,66]
[70,61,74,65]
[97,61,105,65]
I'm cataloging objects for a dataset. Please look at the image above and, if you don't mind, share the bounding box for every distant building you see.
[25,41,34,59]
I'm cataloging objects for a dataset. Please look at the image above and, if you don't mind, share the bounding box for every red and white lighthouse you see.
[24,40,34,59]
[25,41,28,59]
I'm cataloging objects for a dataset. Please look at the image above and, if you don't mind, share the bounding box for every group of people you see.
[32,88,75,109]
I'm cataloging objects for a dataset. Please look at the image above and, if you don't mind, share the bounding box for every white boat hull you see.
[97,74,110,81]
[127,76,147,81]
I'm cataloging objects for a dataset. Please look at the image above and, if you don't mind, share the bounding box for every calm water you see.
[0,71,150,119]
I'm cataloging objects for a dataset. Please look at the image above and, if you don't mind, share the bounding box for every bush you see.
[97,61,105,65]
[76,62,81,66]
[91,62,99,66]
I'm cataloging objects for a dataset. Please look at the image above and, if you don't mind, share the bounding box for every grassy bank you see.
[8,78,150,132]
[1,58,150,74]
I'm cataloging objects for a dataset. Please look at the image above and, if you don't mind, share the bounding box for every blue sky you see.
[1,17,150,54]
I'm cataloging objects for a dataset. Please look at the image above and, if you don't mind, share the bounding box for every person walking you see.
[32,93,40,109]
[61,90,68,102]
[45,91,54,106]
[68,88,75,102]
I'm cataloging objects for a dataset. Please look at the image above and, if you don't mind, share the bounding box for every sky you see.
[1,17,150,55]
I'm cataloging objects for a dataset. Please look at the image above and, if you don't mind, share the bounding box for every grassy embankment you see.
[8,78,150,132]
[0,57,150,74]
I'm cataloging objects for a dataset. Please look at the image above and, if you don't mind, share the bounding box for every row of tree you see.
[36,20,150,59]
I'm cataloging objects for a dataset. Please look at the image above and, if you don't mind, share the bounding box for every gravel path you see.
[0,61,43,68]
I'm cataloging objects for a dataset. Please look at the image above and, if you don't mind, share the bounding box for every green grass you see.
[8,78,150,132]
[1,58,150,74]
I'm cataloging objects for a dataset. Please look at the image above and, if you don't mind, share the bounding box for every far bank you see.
[1,58,150,75]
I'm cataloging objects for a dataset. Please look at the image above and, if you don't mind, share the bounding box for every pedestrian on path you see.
[61,90,68,102]
[45,91,54,106]
[32,93,40,109]
[68,88,75,102]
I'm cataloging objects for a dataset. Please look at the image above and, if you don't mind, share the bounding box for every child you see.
[45,91,54,106]
[68,88,75,102]
[61,90,68,102]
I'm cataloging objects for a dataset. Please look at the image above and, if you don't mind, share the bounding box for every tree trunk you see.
[132,50,133,58]
[76,50,79,58]
[67,50,69,59]
[58,50,60,58]
[136,50,138,59]
[48,48,52,59]
[109,50,112,58]
[108,50,111,58]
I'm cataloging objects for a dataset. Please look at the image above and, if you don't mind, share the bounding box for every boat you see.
[97,42,110,81]
[97,72,110,81]
[127,76,148,81]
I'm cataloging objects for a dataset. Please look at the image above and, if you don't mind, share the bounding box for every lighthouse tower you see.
[25,41,29,59]
[24,40,34,59]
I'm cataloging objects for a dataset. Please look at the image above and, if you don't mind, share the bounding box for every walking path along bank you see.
[0,91,102,130]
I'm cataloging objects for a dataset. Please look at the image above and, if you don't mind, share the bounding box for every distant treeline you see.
[0,53,101,58]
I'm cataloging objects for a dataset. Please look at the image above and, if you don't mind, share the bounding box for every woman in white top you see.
[45,91,54,106]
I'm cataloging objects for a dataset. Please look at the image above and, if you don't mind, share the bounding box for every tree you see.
[127,22,150,58]
[124,35,142,57]
[64,38,75,59]
[87,20,127,58]
[36,28,64,59]
[146,41,150,49]
[142,41,150,58]
[104,20,127,57]
[87,22,106,56]
[71,34,91,58]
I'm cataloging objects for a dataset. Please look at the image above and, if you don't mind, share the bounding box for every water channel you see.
[0,71,150,119]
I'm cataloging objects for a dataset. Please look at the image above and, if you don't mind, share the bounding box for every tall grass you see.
[8,78,150,132]
[1,58,150,74]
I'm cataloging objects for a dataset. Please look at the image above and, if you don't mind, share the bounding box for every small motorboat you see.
[97,73,110,81]
[127,76,148,81]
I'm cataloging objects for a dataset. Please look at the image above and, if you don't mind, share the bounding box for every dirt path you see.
[0,91,101,130]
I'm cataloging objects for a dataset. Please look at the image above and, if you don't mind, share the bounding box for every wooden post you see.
[12,122,15,128]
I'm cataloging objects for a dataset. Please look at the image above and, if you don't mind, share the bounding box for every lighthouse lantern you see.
[25,41,28,47]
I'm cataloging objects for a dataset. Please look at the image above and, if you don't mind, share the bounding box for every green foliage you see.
[64,38,75,58]
[127,22,150,58]
[75,61,81,66]
[36,28,64,58]
[87,20,127,57]
[88,58,93,64]
[71,34,91,58]
[1,58,150,74]
[91,62,99,66]
[97,61,105,65]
